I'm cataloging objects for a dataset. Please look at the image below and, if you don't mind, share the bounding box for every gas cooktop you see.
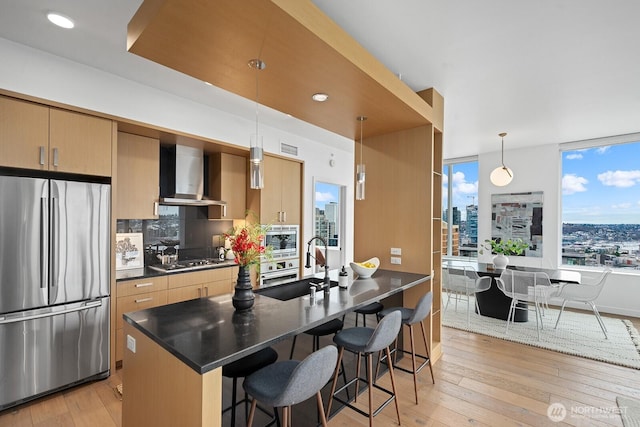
[148,258,234,273]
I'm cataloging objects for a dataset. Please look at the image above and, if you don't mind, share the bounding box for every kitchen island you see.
[122,269,430,427]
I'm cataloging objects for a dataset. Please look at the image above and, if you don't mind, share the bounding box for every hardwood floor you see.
[1,314,638,427]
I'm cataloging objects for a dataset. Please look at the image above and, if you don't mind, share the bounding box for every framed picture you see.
[490,191,543,257]
[115,232,144,270]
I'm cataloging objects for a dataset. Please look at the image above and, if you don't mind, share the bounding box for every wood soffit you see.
[127,0,440,141]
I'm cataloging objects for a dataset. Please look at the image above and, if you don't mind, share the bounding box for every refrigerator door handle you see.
[0,300,103,325]
[51,195,57,290]
[40,197,47,290]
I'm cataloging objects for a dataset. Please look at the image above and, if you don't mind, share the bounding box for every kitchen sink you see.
[256,278,339,301]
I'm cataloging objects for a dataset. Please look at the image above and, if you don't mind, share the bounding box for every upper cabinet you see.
[116,132,160,219]
[0,95,112,176]
[208,152,246,219]
[0,96,49,170]
[49,109,112,176]
[247,154,301,225]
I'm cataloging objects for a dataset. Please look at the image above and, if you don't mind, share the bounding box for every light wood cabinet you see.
[0,95,112,176]
[116,132,160,219]
[208,152,246,219]
[49,108,112,176]
[247,155,301,224]
[0,96,49,170]
[115,276,168,363]
[167,267,237,304]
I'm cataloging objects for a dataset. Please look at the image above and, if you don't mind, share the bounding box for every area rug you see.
[617,396,640,427]
[442,297,640,369]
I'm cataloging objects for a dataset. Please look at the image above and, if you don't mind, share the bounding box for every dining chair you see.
[442,266,492,326]
[496,269,552,340]
[553,268,611,338]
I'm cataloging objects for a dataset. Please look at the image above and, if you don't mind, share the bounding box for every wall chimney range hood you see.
[159,145,226,207]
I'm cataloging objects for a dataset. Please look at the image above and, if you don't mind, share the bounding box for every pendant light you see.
[355,116,367,200]
[490,132,513,186]
[248,59,266,189]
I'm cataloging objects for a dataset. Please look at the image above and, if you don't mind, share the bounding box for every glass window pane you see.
[443,160,478,258]
[561,140,640,270]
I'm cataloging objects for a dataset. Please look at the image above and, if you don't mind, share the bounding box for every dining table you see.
[443,260,581,322]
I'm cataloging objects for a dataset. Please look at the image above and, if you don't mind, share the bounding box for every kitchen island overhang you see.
[122,269,431,426]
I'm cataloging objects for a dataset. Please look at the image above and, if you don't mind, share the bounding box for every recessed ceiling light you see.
[204,81,213,86]
[312,93,329,102]
[47,12,75,29]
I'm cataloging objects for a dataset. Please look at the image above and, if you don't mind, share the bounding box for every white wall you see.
[0,38,356,269]
[479,144,640,317]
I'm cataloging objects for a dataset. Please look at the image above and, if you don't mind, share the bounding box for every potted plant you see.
[224,222,272,311]
[480,238,529,269]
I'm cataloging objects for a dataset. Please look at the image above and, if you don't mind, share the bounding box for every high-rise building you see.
[466,204,478,244]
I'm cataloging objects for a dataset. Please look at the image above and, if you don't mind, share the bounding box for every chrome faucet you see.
[305,236,330,292]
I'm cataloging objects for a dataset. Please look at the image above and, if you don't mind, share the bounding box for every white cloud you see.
[612,203,632,209]
[597,170,640,188]
[596,146,610,155]
[565,153,583,160]
[452,171,478,194]
[315,191,335,202]
[562,174,588,195]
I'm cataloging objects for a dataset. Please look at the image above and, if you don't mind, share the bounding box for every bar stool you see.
[244,345,338,427]
[326,310,402,426]
[289,317,344,358]
[377,291,435,404]
[354,302,383,327]
[222,346,278,426]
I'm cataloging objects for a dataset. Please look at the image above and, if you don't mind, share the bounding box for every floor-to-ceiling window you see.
[561,138,640,270]
[313,180,345,268]
[442,157,479,259]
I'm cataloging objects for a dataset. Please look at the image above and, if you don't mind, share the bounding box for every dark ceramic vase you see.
[232,265,255,311]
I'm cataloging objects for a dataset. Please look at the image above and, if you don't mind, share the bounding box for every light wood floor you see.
[1,315,638,427]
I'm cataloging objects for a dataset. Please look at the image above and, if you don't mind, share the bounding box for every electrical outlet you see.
[127,335,136,353]
[390,247,402,255]
[390,257,402,265]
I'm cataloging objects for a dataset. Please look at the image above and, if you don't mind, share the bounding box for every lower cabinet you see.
[115,276,168,363]
[167,267,237,304]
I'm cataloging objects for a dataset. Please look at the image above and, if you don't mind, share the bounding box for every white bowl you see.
[350,257,380,279]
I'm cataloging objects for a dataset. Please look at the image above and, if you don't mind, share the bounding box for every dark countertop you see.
[123,269,430,374]
[115,260,237,281]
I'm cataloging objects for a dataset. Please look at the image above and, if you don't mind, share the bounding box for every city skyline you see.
[315,182,339,209]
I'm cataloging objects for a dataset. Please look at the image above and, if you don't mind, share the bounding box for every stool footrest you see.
[331,377,396,419]
[384,347,430,374]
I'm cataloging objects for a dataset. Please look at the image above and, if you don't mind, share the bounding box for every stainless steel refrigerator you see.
[0,174,111,410]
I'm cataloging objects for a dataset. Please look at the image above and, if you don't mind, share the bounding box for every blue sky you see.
[562,141,640,224]
[315,182,339,209]
[442,162,479,221]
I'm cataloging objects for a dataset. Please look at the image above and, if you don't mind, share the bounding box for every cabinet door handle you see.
[135,282,153,288]
[39,146,46,165]
[204,287,209,297]
[198,288,202,298]
[282,211,287,222]
[222,205,227,217]
[153,202,159,217]
[52,148,59,167]
[134,297,152,303]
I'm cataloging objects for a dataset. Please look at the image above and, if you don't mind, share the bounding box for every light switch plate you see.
[127,334,136,353]
[390,257,402,265]
[390,247,402,255]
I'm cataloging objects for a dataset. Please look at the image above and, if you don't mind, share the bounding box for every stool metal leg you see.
[420,319,435,384]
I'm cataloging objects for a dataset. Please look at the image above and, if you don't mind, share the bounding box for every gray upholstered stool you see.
[354,302,383,327]
[243,345,338,427]
[222,346,278,426]
[326,310,402,426]
[377,291,435,404]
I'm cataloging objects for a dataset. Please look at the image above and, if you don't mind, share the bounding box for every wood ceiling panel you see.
[128,0,437,141]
